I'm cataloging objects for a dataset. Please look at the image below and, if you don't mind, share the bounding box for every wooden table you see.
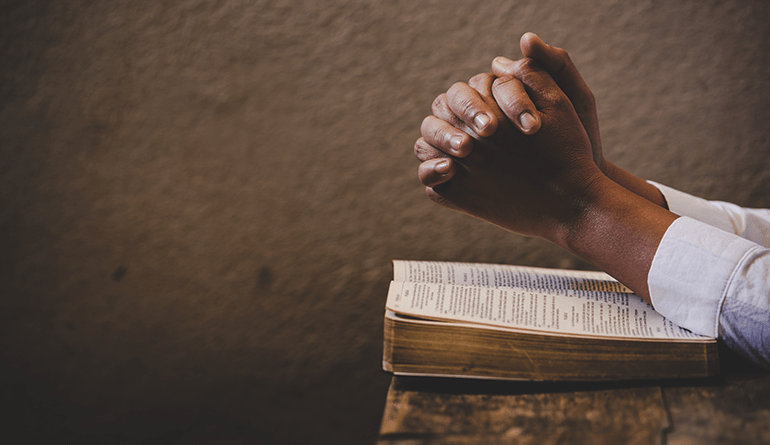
[377,349,770,444]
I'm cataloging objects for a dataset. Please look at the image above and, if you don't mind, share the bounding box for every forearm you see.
[602,160,668,209]
[550,173,678,304]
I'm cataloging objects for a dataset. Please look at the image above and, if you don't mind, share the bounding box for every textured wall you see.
[2,0,769,443]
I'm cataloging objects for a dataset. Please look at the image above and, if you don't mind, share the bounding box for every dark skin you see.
[415,33,678,304]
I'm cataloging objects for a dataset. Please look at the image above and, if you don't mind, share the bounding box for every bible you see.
[383,260,719,381]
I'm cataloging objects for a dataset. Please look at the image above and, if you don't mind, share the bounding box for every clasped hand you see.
[415,51,602,243]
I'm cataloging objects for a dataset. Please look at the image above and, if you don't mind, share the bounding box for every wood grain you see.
[378,378,670,445]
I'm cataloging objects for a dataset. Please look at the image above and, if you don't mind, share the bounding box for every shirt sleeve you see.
[647,182,770,368]
[649,181,770,246]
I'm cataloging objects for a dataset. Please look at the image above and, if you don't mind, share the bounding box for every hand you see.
[413,33,590,191]
[415,72,541,188]
[412,34,678,303]
[492,33,668,209]
[418,61,601,242]
[493,32,604,171]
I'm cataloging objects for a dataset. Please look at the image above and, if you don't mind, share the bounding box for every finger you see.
[493,34,598,137]
[420,116,473,158]
[471,72,540,135]
[492,59,570,115]
[446,81,498,137]
[431,93,468,132]
[466,73,498,110]
[414,137,449,162]
[418,158,456,188]
[419,116,471,158]
[519,32,593,106]
[492,33,591,105]
[518,32,601,157]
[425,186,462,213]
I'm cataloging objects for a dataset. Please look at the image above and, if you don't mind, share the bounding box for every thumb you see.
[492,33,592,108]
[491,59,570,124]
[490,32,571,79]
[521,33,594,110]
[494,32,603,165]
[518,32,567,75]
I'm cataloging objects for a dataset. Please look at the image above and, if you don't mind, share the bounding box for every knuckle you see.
[414,138,427,158]
[446,82,484,120]
[433,91,471,131]
[554,47,571,63]
[551,93,571,110]
[421,117,451,147]
[431,93,448,113]
[457,98,477,118]
[447,81,467,95]
[420,116,434,135]
[432,98,456,124]
[414,137,445,161]
[492,77,525,108]
[449,95,479,121]
[468,72,493,88]
[513,59,544,83]
[446,112,464,129]
[517,58,540,72]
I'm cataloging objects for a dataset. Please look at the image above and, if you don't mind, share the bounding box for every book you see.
[383,260,719,381]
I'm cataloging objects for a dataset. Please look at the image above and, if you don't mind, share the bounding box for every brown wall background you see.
[2,0,770,443]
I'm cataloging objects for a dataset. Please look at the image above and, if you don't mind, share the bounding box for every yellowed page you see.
[387,262,713,341]
[392,260,631,293]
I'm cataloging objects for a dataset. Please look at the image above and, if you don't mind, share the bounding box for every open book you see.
[383,260,719,381]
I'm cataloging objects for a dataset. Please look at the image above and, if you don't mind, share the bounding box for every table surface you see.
[377,349,770,445]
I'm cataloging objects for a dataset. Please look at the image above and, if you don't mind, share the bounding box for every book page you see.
[393,260,631,293]
[386,280,711,341]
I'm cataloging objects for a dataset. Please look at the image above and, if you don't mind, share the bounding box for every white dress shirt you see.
[648,182,770,367]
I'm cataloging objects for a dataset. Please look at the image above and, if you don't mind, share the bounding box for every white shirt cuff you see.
[647,181,737,234]
[648,216,758,337]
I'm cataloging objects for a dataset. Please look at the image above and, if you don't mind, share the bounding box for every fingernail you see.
[435,159,451,174]
[449,135,463,152]
[520,112,538,131]
[474,113,491,131]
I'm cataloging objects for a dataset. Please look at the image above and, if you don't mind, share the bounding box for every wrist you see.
[550,173,678,302]
[599,159,621,184]
[547,170,614,250]
[599,161,668,209]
